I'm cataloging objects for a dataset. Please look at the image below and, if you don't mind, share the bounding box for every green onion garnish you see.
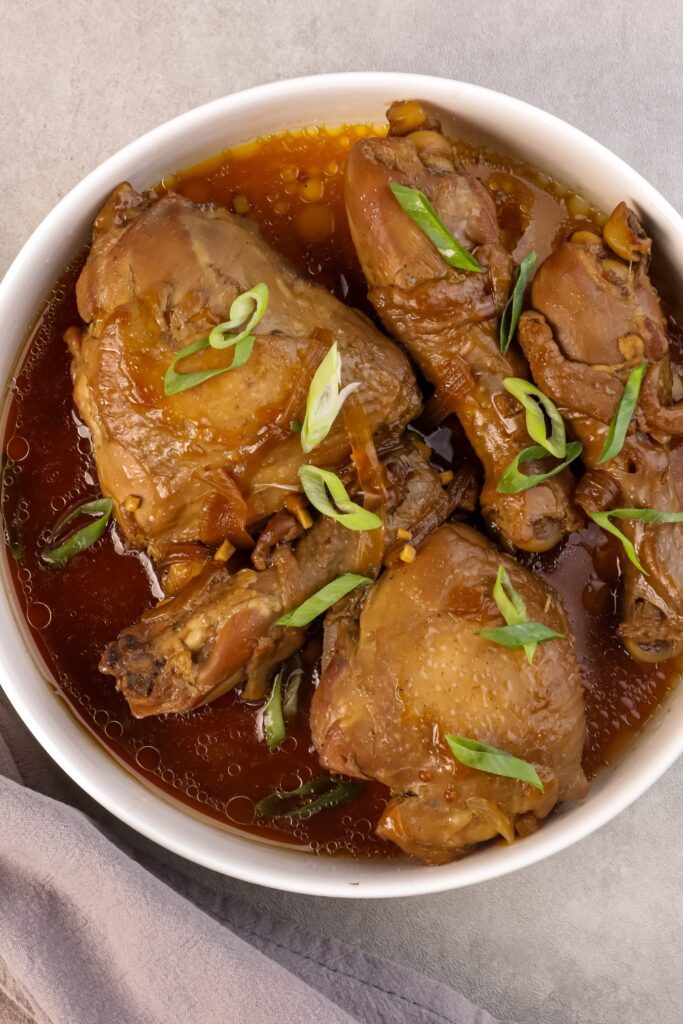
[262,657,304,748]
[597,362,648,464]
[163,283,268,395]
[263,667,286,749]
[164,334,254,395]
[499,250,537,354]
[41,498,113,568]
[298,465,382,532]
[207,282,268,350]
[503,377,567,458]
[476,620,564,650]
[492,564,536,663]
[497,441,583,494]
[282,656,304,719]
[388,181,484,273]
[590,507,683,575]
[255,775,364,820]
[300,342,359,453]
[445,735,544,791]
[276,573,373,628]
[1,457,23,561]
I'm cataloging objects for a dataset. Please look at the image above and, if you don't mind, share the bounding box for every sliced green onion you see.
[597,362,648,464]
[276,573,373,628]
[300,342,359,453]
[164,333,255,395]
[445,735,544,791]
[290,419,302,434]
[475,621,564,650]
[389,181,484,273]
[590,511,645,574]
[207,282,269,350]
[497,441,583,494]
[492,564,536,664]
[255,775,364,820]
[503,377,566,458]
[499,250,537,354]
[298,465,382,532]
[262,656,304,747]
[163,283,267,395]
[263,667,286,749]
[41,498,113,568]
[282,656,304,719]
[1,458,23,561]
[590,507,683,575]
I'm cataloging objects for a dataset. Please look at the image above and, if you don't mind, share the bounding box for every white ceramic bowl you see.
[1,73,682,898]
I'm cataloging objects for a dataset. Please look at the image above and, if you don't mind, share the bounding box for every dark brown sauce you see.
[2,123,680,857]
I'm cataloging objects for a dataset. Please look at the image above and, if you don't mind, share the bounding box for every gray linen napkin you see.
[0,694,506,1024]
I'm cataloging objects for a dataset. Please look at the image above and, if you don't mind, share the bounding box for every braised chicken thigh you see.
[68,184,420,559]
[344,108,582,552]
[311,523,587,863]
[102,440,475,716]
[519,204,683,661]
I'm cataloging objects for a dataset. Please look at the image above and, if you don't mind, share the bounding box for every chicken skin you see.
[101,439,476,716]
[68,184,420,559]
[344,111,582,553]
[518,204,683,661]
[311,523,587,863]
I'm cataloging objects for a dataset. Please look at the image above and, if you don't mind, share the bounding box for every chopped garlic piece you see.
[184,628,205,652]
[214,540,235,563]
[399,544,417,564]
[296,507,314,529]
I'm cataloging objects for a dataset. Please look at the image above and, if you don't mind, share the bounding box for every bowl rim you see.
[1,71,682,898]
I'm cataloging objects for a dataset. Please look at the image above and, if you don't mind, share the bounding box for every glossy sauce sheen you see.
[2,124,681,858]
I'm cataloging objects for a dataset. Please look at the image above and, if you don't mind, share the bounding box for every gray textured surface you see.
[1,2,682,1023]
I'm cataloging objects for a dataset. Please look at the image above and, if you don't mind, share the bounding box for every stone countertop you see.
[1,2,681,1022]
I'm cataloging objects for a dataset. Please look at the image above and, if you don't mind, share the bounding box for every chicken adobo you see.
[518,208,683,662]
[312,523,587,863]
[103,437,473,716]
[3,108,681,864]
[344,109,582,553]
[68,184,419,558]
